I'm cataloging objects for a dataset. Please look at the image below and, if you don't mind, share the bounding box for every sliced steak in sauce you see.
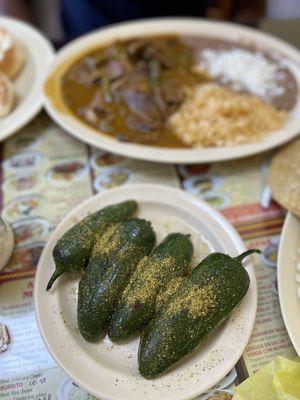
[63,37,200,145]
[122,90,162,133]
[66,61,96,86]
[126,39,182,68]
[104,59,128,81]
[110,62,149,97]
[124,113,160,133]
[122,90,160,120]
[143,39,186,68]
[110,76,128,93]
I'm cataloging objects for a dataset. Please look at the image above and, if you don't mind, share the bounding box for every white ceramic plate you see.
[278,212,300,356]
[35,184,257,398]
[0,16,54,142]
[43,18,300,164]
[35,184,257,400]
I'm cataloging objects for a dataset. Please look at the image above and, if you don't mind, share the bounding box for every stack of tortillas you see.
[269,137,300,217]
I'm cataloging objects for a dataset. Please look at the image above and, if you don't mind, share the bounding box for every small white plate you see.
[0,16,54,141]
[35,184,257,400]
[278,212,300,356]
[43,18,300,164]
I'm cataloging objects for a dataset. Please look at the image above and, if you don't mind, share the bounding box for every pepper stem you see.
[234,249,261,263]
[46,268,63,291]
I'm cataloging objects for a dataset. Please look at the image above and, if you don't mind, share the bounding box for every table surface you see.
[0,19,299,400]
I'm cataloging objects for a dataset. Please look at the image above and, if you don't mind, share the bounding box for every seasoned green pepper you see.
[78,218,156,342]
[108,233,193,341]
[46,200,137,291]
[80,223,120,276]
[155,276,184,313]
[138,249,260,379]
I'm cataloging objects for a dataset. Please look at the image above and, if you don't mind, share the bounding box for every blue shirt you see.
[61,0,208,39]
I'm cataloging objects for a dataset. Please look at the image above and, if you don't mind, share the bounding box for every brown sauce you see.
[61,36,208,148]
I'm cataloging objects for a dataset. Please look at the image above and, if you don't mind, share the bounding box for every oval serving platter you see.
[35,184,257,400]
[43,18,300,164]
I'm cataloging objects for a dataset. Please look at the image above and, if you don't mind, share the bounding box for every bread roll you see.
[0,71,14,117]
[0,27,24,79]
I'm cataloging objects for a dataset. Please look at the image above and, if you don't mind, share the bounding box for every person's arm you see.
[0,0,33,23]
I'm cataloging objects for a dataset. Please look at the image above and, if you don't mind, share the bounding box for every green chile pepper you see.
[77,218,156,342]
[139,249,260,379]
[46,200,137,291]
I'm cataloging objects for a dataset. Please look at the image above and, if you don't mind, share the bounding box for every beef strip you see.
[122,90,160,120]
[142,39,182,68]
[124,113,160,133]
[104,59,129,81]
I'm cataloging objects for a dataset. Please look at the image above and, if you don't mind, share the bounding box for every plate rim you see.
[0,15,55,142]
[278,211,300,356]
[43,17,300,164]
[34,183,257,400]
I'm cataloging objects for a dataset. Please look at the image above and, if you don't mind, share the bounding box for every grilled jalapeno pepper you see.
[108,233,193,341]
[78,218,156,342]
[138,249,260,379]
[46,200,137,291]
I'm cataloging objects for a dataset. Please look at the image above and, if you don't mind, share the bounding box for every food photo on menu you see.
[0,1,300,400]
